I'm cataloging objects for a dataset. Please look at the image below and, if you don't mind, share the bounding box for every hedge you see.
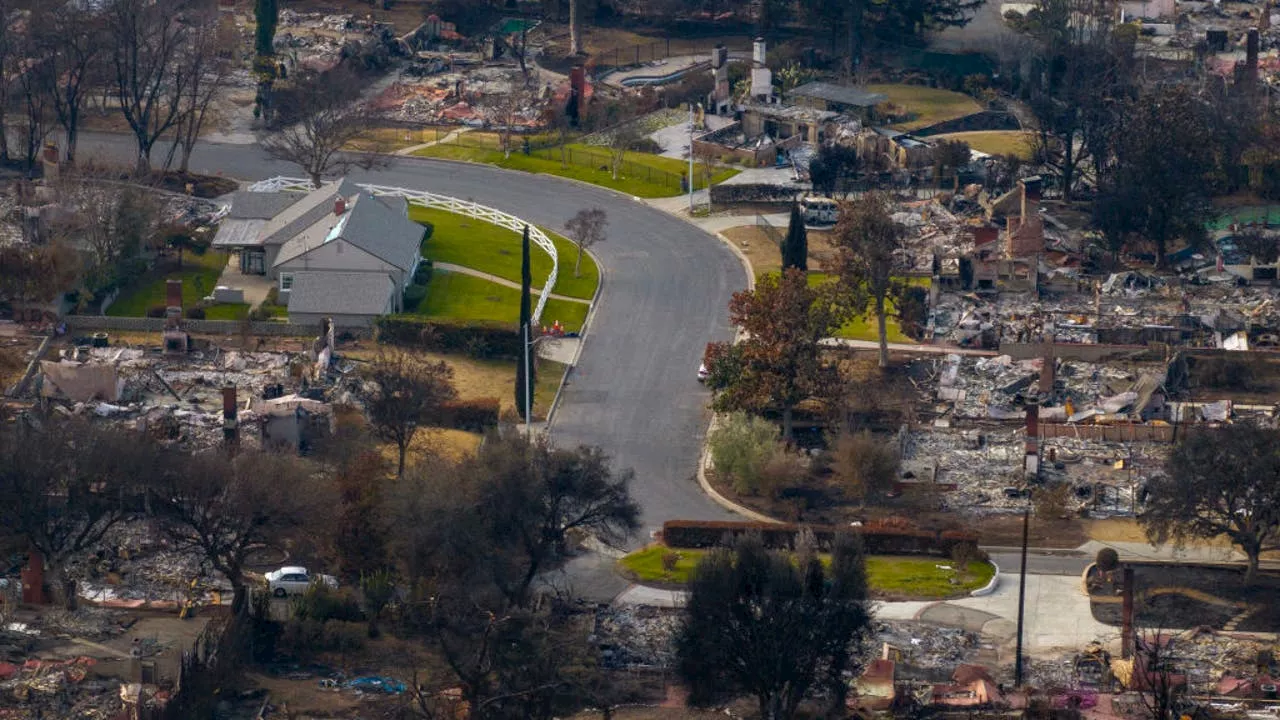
[375,315,523,359]
[661,519,979,557]
[439,397,500,432]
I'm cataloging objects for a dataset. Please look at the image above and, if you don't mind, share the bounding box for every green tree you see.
[833,193,904,368]
[255,0,278,57]
[515,224,536,422]
[1142,424,1280,585]
[781,203,808,272]
[677,535,872,720]
[709,412,784,496]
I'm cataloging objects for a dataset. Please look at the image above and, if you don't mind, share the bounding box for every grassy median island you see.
[409,205,600,301]
[619,545,995,599]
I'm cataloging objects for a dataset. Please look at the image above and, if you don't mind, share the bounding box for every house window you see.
[280,273,294,291]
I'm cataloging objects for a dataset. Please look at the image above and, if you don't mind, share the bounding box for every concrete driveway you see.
[75,132,745,547]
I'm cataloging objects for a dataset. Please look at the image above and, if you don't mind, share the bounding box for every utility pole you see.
[523,321,532,436]
[688,103,696,214]
[1014,505,1030,686]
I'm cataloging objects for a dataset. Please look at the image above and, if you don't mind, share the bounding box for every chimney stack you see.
[222,385,238,445]
[1038,350,1055,395]
[166,279,183,310]
[1121,567,1135,658]
[334,197,346,216]
[1247,29,1260,84]
[1019,176,1043,221]
[753,37,767,66]
[1024,395,1040,480]
[712,44,728,69]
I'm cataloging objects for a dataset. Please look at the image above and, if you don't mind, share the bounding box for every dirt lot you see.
[720,224,840,279]
[1088,564,1280,632]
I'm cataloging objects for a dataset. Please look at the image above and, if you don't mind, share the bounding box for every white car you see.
[698,363,710,382]
[264,566,338,597]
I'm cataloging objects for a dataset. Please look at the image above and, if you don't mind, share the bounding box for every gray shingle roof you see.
[259,178,361,248]
[787,82,888,108]
[272,191,423,272]
[225,191,298,220]
[286,272,394,316]
[212,218,267,248]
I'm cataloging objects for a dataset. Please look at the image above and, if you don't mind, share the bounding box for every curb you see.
[695,414,784,524]
[713,229,757,291]
[970,561,1001,597]
[544,245,604,432]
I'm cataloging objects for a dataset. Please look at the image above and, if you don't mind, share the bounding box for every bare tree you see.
[262,69,388,188]
[563,207,606,278]
[0,0,14,162]
[106,0,195,174]
[833,193,905,368]
[608,123,641,181]
[30,2,103,165]
[164,4,231,173]
[483,71,537,160]
[12,33,55,170]
[0,419,162,609]
[358,350,458,478]
[159,449,335,612]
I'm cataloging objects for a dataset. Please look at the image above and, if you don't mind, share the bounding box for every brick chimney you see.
[222,385,238,445]
[166,279,182,310]
[1019,176,1042,222]
[21,550,46,604]
[334,197,346,216]
[1024,395,1040,479]
[1038,351,1055,394]
[973,224,998,247]
[570,66,586,101]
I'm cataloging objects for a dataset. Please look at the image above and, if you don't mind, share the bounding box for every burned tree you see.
[159,449,334,612]
[358,350,457,478]
[30,2,103,165]
[0,419,162,609]
[1142,424,1280,584]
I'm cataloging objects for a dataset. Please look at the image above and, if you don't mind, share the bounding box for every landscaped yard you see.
[204,303,250,321]
[413,140,737,198]
[411,270,589,332]
[931,130,1035,160]
[619,545,996,598]
[746,271,928,344]
[409,205,600,300]
[868,83,982,132]
[106,251,230,317]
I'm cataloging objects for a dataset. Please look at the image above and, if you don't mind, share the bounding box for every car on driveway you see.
[264,566,338,597]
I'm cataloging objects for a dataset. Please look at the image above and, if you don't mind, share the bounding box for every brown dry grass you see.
[720,225,841,279]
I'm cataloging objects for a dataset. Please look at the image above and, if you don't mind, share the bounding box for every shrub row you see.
[661,519,979,557]
[438,397,500,432]
[375,315,523,359]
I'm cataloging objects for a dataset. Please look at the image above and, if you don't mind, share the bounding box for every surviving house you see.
[212,179,425,327]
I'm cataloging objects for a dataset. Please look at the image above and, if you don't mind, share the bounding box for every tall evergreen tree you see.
[781,203,808,272]
[515,225,535,422]
[255,0,278,57]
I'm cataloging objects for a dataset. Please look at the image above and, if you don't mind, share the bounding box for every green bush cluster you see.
[376,316,522,359]
[708,412,784,496]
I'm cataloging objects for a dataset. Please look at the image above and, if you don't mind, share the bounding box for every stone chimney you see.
[1024,395,1040,480]
[334,197,346,216]
[1019,176,1042,221]
[712,44,728,69]
[753,37,767,66]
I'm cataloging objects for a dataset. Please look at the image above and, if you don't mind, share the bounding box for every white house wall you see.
[276,240,408,293]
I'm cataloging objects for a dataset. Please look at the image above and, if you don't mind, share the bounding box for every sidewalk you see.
[616,571,1116,655]
[396,127,473,156]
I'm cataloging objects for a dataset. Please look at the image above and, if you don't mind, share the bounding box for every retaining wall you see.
[62,315,372,338]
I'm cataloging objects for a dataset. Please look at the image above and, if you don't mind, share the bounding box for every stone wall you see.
[62,315,372,339]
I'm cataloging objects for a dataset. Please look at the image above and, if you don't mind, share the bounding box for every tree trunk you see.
[396,438,408,478]
[65,122,78,166]
[875,295,889,368]
[230,578,248,615]
[782,404,793,440]
[46,561,78,611]
[575,245,584,277]
[309,170,322,188]
[569,0,582,56]
[135,144,152,176]
[1244,547,1260,585]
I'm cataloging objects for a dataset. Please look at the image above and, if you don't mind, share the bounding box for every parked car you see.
[264,566,337,597]
[697,363,709,382]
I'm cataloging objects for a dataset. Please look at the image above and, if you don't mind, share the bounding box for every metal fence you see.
[248,178,559,325]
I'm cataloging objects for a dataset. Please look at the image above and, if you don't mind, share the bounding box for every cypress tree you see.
[515,225,536,422]
[256,0,279,57]
[781,202,808,272]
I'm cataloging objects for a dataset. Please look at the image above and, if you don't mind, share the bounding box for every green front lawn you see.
[204,303,250,321]
[106,251,230,317]
[619,546,995,599]
[413,142,738,198]
[754,272,928,344]
[409,206,600,300]
[868,83,982,132]
[931,130,1035,160]
[409,270,588,332]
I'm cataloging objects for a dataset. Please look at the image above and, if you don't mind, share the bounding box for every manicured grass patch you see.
[618,546,995,598]
[753,271,928,344]
[106,251,230,317]
[868,83,982,132]
[203,303,250,321]
[931,130,1035,160]
[409,206,599,300]
[413,142,738,198]
[410,270,588,332]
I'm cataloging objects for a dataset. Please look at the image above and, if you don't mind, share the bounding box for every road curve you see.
[76,132,743,540]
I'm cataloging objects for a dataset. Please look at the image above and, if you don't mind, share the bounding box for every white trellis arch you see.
[246,177,558,325]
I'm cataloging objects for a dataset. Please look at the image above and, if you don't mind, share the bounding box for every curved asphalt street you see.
[76,132,742,551]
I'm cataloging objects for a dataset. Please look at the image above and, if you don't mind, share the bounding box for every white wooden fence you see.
[246,177,559,324]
